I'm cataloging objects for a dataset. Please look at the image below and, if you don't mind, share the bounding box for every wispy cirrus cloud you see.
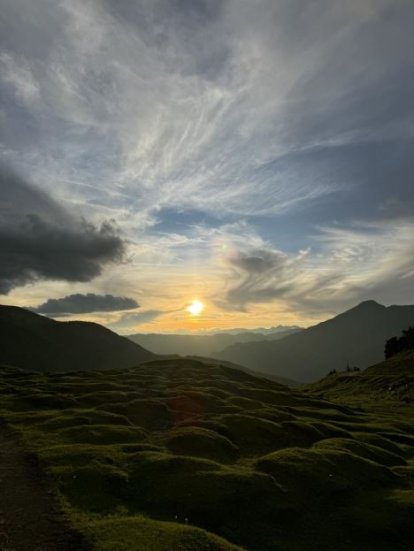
[3,0,413,223]
[219,219,414,316]
[1,0,414,328]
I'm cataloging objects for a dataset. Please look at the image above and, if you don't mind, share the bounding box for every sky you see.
[1,0,414,334]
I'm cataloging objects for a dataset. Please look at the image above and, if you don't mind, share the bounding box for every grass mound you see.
[51,462,129,512]
[58,424,146,445]
[255,446,397,507]
[40,410,132,430]
[217,414,288,454]
[15,392,76,410]
[166,426,239,463]
[352,432,405,455]
[39,443,123,468]
[308,420,352,439]
[1,358,413,551]
[128,451,285,539]
[314,438,406,467]
[82,515,244,551]
[76,391,139,407]
[112,399,172,430]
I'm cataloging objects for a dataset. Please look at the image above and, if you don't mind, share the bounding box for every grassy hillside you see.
[1,358,413,550]
[305,351,414,406]
[0,305,154,372]
[216,301,414,382]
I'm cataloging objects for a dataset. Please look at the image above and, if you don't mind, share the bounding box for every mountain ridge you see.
[0,304,155,372]
[128,326,301,357]
[215,300,414,383]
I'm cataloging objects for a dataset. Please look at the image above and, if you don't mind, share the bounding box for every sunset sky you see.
[1,0,414,333]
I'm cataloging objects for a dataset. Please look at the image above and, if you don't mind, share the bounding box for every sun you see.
[187,299,204,316]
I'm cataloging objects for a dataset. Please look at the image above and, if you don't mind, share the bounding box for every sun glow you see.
[187,299,204,316]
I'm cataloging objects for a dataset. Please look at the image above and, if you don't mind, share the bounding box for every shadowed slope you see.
[0,305,154,372]
[216,301,414,382]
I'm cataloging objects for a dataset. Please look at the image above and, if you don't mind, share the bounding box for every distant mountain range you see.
[3,301,414,385]
[0,305,154,372]
[127,326,301,357]
[215,301,414,383]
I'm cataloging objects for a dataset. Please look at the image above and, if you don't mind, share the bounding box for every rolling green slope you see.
[305,350,414,406]
[1,358,414,550]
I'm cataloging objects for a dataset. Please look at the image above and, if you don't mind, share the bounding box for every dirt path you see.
[0,426,89,551]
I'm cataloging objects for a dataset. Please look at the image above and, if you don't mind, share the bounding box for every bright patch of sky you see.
[1,0,414,332]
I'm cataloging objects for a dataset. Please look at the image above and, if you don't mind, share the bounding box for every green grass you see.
[57,424,146,445]
[1,357,414,550]
[79,515,244,551]
[166,426,239,463]
[313,437,406,466]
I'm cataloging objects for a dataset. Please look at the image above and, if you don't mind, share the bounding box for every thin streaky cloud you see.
[1,0,413,328]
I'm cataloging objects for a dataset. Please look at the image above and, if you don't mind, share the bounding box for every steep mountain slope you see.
[0,305,154,372]
[128,327,300,357]
[215,301,414,383]
[1,357,413,550]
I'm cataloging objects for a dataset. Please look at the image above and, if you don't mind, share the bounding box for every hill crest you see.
[0,304,154,372]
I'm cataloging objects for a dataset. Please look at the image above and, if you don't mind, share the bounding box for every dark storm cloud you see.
[0,166,125,294]
[32,293,138,315]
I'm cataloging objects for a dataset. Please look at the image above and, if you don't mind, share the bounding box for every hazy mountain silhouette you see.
[0,305,154,372]
[128,327,300,357]
[188,355,301,387]
[215,301,414,383]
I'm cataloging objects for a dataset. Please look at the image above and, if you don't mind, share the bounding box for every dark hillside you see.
[216,301,414,382]
[0,305,154,372]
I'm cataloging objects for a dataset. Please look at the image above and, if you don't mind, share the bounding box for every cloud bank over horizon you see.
[1,0,414,330]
